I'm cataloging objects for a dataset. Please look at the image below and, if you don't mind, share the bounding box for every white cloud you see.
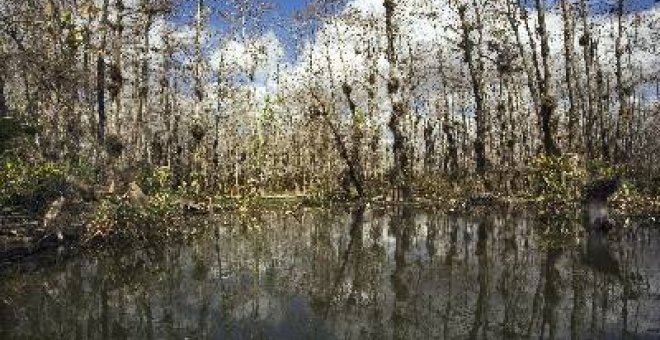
[347,0,385,18]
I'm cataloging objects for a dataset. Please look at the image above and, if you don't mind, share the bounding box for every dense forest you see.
[2,2,660,338]
[1,0,659,210]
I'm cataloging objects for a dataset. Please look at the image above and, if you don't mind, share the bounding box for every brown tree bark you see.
[0,65,7,118]
[96,0,110,142]
[111,0,125,136]
[535,0,560,156]
[505,0,539,116]
[561,0,578,151]
[384,0,411,200]
[457,3,488,174]
[580,0,596,157]
[134,1,155,160]
[614,0,629,162]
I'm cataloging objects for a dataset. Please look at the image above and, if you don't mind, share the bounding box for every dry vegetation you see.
[0,0,659,225]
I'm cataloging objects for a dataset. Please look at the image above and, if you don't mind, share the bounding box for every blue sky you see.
[251,0,660,15]
[173,0,659,59]
[273,0,660,16]
[179,0,660,36]
[170,0,312,58]
[525,0,659,13]
[272,0,308,14]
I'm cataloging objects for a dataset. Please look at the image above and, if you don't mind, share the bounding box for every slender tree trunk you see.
[192,0,206,185]
[96,0,110,142]
[506,1,539,116]
[458,3,488,174]
[134,6,153,160]
[596,66,610,161]
[194,0,204,115]
[444,97,459,176]
[366,41,379,180]
[345,83,365,197]
[561,0,578,151]
[580,0,595,157]
[111,0,125,136]
[384,0,411,200]
[535,0,560,156]
[423,119,435,174]
[0,66,7,118]
[437,51,458,175]
[97,55,106,142]
[614,0,629,163]
[310,88,365,198]
[213,54,224,190]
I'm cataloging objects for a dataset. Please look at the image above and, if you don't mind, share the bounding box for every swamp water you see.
[1,207,659,339]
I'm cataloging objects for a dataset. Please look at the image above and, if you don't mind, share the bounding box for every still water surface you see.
[1,206,659,339]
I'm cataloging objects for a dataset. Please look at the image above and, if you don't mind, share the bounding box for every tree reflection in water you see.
[1,208,659,339]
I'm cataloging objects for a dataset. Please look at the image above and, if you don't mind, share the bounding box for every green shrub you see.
[0,158,68,212]
[138,165,173,196]
[0,117,38,155]
[586,159,622,179]
[531,155,585,202]
[89,191,181,241]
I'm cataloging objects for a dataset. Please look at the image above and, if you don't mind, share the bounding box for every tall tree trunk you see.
[97,54,106,142]
[134,4,153,160]
[444,98,459,176]
[0,65,7,118]
[437,50,458,175]
[580,0,595,157]
[597,66,610,161]
[535,0,560,156]
[195,0,204,111]
[111,0,125,136]
[614,0,629,163]
[345,83,365,197]
[192,0,206,185]
[96,0,110,142]
[506,0,539,116]
[213,53,224,190]
[457,3,488,174]
[423,119,435,174]
[384,0,411,200]
[561,0,578,151]
[366,41,379,180]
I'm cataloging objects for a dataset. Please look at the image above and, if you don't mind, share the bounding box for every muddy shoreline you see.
[2,192,659,264]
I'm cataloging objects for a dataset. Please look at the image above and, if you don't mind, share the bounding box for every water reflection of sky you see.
[1,209,659,339]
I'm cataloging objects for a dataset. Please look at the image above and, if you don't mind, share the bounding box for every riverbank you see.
[2,181,659,264]
[2,155,659,262]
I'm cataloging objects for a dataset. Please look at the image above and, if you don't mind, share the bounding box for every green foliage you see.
[89,191,181,241]
[614,180,640,200]
[178,179,203,199]
[89,163,208,242]
[587,159,623,179]
[236,178,263,212]
[353,108,365,130]
[531,155,585,202]
[0,118,38,155]
[138,165,173,196]
[260,95,276,125]
[70,158,98,183]
[631,176,660,197]
[147,191,180,217]
[609,179,655,214]
[412,175,457,199]
[0,158,67,211]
